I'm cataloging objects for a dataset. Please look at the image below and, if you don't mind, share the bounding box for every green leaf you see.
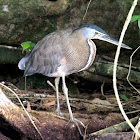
[119,94,128,102]
[131,15,140,22]
[21,41,35,51]
[138,19,140,29]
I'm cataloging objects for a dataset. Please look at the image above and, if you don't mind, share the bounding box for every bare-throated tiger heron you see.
[18,25,131,130]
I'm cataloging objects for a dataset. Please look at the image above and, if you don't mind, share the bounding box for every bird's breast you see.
[59,37,97,75]
[78,39,96,72]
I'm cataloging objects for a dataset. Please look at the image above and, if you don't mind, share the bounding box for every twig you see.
[47,80,56,91]
[101,82,105,96]
[126,110,140,115]
[25,76,27,91]
[0,45,22,50]
[83,121,91,140]
[113,0,140,137]
[0,82,44,140]
[134,119,140,140]
[127,46,140,94]
[83,0,92,20]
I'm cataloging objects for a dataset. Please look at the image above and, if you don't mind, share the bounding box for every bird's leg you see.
[62,75,74,120]
[55,77,63,117]
[62,75,85,132]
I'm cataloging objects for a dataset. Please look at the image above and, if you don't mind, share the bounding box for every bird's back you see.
[18,27,96,77]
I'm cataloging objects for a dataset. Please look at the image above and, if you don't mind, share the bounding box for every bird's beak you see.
[93,33,132,50]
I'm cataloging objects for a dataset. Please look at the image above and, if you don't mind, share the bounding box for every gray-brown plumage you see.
[18,25,131,130]
[20,28,96,77]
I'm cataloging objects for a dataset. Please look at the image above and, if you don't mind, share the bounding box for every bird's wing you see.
[23,28,73,77]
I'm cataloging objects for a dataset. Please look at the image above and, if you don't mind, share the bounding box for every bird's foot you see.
[55,109,64,117]
[71,118,85,128]
[67,117,85,136]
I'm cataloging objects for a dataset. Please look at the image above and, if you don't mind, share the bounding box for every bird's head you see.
[78,25,132,50]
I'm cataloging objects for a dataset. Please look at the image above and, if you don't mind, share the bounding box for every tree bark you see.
[0,88,81,140]
[0,0,139,47]
[86,132,133,140]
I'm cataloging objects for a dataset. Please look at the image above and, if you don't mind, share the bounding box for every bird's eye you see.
[95,32,105,36]
[95,32,98,35]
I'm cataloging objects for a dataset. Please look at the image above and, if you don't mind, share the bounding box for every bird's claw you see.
[67,117,85,136]
[71,118,85,128]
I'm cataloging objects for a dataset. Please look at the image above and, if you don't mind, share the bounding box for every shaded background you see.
[0,0,139,88]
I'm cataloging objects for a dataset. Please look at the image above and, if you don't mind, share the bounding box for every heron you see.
[18,24,131,129]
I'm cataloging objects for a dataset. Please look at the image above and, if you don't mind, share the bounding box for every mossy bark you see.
[0,0,139,47]
[75,58,140,85]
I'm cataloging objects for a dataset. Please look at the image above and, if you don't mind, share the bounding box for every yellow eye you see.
[95,32,99,35]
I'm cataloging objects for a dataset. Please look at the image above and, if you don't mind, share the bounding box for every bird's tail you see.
[18,54,30,70]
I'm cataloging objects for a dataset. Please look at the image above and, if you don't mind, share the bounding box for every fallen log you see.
[86,132,133,140]
[75,60,140,85]
[91,116,139,135]
[0,88,81,140]
[0,87,125,140]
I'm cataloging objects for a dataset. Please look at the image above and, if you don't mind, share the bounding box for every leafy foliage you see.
[131,15,140,23]
[131,15,140,37]
[21,41,35,52]
[119,94,128,102]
